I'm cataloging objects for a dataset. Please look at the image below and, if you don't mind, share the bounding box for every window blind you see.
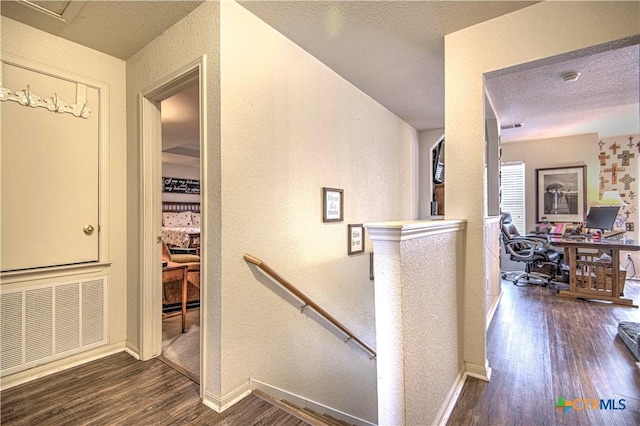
[500,162,526,234]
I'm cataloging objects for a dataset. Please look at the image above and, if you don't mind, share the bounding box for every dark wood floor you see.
[448,279,640,425]
[1,352,308,426]
[4,280,640,425]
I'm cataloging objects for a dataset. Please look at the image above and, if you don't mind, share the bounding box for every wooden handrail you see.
[244,254,376,359]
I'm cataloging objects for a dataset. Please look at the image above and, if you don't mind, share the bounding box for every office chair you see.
[501,212,561,286]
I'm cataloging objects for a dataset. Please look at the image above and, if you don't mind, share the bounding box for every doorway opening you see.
[139,57,207,396]
[158,80,201,382]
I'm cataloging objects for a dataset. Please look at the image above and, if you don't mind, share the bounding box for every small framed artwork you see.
[323,187,344,222]
[348,224,365,255]
[535,165,586,223]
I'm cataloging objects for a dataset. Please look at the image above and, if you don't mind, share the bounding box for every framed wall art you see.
[536,165,586,223]
[348,224,365,255]
[323,187,343,222]
[162,177,200,194]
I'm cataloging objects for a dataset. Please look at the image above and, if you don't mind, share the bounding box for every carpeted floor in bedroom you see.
[161,308,200,382]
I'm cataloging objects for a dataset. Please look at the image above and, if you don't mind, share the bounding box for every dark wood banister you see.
[243,253,376,359]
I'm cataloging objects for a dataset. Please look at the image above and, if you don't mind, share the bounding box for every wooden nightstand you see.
[162,263,189,333]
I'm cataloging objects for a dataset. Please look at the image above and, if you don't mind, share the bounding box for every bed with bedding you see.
[162,202,200,249]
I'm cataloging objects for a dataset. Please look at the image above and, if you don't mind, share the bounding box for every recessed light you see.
[561,71,581,82]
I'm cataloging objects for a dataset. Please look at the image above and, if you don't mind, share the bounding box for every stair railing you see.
[243,254,376,360]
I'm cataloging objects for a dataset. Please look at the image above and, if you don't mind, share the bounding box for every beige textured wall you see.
[127,0,417,420]
[0,16,127,368]
[221,1,416,421]
[501,133,600,233]
[445,1,640,377]
[400,230,464,425]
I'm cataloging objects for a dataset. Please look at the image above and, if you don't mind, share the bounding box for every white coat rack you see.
[0,82,91,118]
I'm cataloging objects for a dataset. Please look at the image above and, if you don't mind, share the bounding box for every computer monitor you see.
[585,205,620,233]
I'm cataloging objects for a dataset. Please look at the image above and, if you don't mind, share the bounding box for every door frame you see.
[139,56,207,395]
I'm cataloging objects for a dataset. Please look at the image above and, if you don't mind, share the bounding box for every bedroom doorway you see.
[159,80,201,382]
[139,56,207,397]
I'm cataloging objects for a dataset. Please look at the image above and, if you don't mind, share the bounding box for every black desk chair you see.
[501,212,561,286]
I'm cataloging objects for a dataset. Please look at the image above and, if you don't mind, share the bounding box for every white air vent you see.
[0,276,107,376]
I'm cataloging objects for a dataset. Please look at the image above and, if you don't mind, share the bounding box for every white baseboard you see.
[124,344,141,360]
[202,381,251,414]
[250,378,375,426]
[466,360,492,381]
[432,366,468,425]
[202,390,222,413]
[486,290,503,328]
[0,342,126,390]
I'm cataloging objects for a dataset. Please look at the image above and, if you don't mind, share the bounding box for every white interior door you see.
[1,62,99,272]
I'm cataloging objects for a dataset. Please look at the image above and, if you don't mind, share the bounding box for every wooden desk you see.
[162,263,188,332]
[551,237,639,307]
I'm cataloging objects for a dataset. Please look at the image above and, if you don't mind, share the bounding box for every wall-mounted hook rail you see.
[0,82,91,118]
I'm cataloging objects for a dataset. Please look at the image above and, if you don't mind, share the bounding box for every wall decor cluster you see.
[598,135,639,232]
[322,187,368,257]
[0,83,91,118]
[163,177,200,194]
[322,187,343,222]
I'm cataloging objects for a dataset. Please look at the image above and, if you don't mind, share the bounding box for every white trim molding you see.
[250,379,375,426]
[432,367,469,426]
[202,382,251,414]
[365,219,466,241]
[0,343,126,391]
[466,360,492,382]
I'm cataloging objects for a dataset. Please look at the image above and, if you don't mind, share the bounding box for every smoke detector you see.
[561,71,581,82]
[500,123,524,130]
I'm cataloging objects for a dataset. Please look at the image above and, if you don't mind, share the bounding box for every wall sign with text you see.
[323,187,343,222]
[162,177,200,194]
[348,224,365,255]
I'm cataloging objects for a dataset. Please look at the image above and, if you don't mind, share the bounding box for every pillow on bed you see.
[191,212,201,226]
[163,211,193,227]
[171,254,200,263]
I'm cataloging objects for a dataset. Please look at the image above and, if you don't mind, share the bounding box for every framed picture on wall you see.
[535,165,586,223]
[323,187,344,222]
[162,177,200,194]
[348,224,365,255]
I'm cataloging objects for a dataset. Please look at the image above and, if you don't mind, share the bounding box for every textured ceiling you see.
[486,42,640,143]
[0,0,204,59]
[239,1,538,132]
[2,0,637,149]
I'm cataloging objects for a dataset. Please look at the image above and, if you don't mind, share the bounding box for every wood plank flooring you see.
[4,279,640,425]
[448,279,640,425]
[0,352,309,426]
